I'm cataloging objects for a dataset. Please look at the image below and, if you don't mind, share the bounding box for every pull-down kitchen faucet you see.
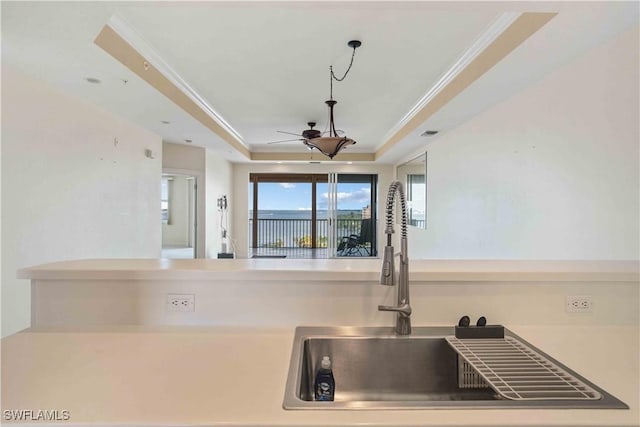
[378,180,412,335]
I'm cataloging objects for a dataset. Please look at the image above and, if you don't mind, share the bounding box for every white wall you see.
[1,66,162,336]
[163,142,205,172]
[231,163,395,258]
[205,150,232,258]
[408,25,639,260]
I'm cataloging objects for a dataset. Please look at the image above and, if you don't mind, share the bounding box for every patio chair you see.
[337,218,373,256]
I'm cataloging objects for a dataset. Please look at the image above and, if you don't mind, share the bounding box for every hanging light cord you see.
[328,44,358,100]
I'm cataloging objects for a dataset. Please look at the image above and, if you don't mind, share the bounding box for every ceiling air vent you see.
[420,130,439,137]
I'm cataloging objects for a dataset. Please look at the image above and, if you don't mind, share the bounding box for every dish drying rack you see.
[446,336,602,401]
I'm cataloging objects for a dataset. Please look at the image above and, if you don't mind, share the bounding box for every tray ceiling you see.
[2,1,638,163]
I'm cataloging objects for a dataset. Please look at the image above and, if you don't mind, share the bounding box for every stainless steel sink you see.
[283,326,628,410]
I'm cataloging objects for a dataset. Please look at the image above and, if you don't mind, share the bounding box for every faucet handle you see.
[378,302,412,317]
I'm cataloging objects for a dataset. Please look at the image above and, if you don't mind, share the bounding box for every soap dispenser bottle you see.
[314,356,335,401]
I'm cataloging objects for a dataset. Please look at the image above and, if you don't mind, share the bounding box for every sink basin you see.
[297,332,495,403]
[283,326,628,409]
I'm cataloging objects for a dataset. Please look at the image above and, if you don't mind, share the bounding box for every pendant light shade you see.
[304,136,356,159]
[304,99,356,159]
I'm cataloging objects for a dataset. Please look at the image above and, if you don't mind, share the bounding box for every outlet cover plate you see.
[167,293,195,312]
[566,295,593,313]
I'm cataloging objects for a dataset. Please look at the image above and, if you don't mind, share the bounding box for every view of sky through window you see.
[254,182,371,211]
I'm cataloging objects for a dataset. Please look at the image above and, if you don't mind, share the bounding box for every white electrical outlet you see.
[565,296,593,313]
[167,293,195,312]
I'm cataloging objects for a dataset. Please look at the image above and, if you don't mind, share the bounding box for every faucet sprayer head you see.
[380,245,395,286]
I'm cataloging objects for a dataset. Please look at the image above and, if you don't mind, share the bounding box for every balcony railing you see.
[249,218,363,248]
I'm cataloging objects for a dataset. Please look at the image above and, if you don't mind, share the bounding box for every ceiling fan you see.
[262,40,361,158]
[265,122,343,145]
[265,122,321,145]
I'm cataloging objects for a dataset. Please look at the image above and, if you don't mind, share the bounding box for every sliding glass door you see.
[249,173,377,258]
[249,174,326,257]
[322,173,378,258]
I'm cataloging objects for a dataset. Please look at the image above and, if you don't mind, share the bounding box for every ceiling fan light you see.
[274,40,361,159]
[305,136,356,159]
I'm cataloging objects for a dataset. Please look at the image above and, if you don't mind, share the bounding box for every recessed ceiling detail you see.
[380,12,521,148]
[375,12,557,160]
[94,23,251,159]
[250,151,375,162]
[4,2,630,163]
[94,11,555,163]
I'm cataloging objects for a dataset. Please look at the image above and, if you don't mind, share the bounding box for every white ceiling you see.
[2,1,638,164]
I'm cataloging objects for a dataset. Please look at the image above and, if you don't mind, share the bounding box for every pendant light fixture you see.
[304,40,362,159]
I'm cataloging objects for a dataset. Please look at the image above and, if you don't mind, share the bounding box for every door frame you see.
[249,173,377,257]
[162,168,204,258]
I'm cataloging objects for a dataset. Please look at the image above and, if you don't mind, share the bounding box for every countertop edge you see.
[17,259,640,283]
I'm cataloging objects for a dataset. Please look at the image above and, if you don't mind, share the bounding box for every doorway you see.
[161,173,197,259]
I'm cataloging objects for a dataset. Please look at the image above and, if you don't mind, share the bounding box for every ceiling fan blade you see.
[277,130,305,137]
[266,138,304,145]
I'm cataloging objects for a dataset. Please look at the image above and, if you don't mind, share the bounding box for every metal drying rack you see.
[446,336,602,401]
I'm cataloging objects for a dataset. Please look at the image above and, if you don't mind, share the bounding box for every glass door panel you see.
[328,174,377,258]
[253,181,312,249]
[315,181,330,252]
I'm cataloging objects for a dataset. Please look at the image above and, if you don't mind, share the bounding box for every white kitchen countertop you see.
[17,258,640,282]
[1,325,638,426]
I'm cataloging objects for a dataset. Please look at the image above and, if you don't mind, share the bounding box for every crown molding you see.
[250,151,375,162]
[380,12,520,147]
[376,12,556,160]
[100,15,249,157]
